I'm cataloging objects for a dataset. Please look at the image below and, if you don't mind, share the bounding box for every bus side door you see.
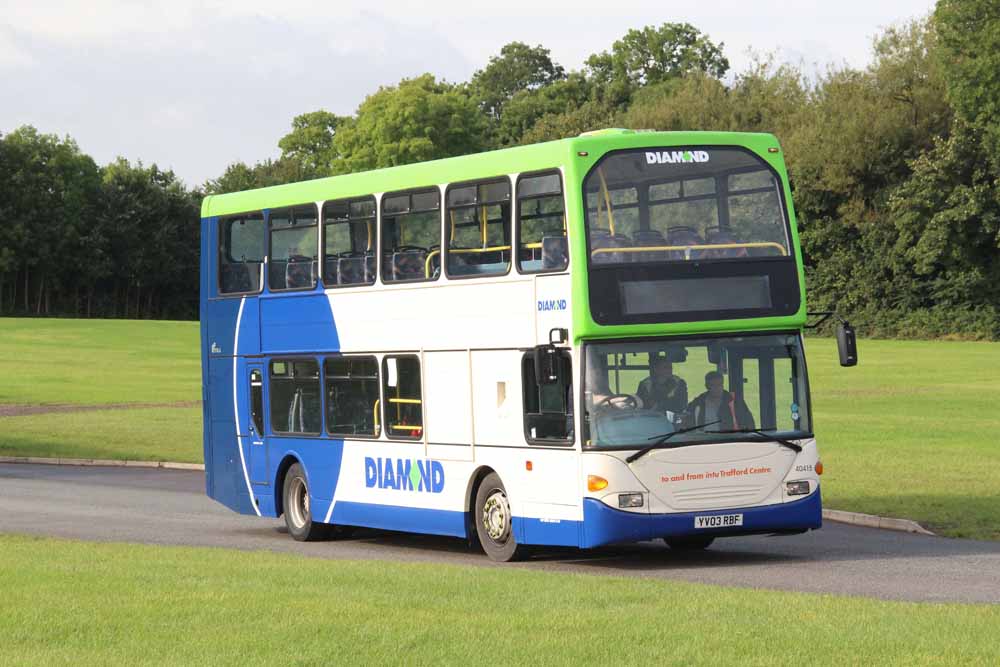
[246,364,268,485]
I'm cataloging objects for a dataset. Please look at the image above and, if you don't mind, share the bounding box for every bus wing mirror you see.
[534,345,562,385]
[836,322,858,367]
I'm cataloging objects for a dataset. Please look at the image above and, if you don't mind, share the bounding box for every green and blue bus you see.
[199,128,856,561]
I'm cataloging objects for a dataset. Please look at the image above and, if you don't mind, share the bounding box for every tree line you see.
[2,0,998,337]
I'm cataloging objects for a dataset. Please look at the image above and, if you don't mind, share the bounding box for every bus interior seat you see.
[284,255,316,289]
[666,226,704,260]
[221,262,256,293]
[631,229,668,262]
[541,235,568,269]
[590,230,631,264]
[336,253,374,286]
[391,248,427,281]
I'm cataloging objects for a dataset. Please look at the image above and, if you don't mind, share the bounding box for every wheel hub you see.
[482,490,510,543]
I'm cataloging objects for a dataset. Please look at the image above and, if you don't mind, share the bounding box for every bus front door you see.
[246,364,269,485]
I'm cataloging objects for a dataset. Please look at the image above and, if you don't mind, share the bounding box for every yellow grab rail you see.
[388,398,422,404]
[373,399,380,433]
[390,424,423,432]
[596,167,616,236]
[590,242,787,257]
[424,245,514,277]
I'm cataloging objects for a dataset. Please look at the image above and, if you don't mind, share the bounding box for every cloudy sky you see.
[0,0,935,187]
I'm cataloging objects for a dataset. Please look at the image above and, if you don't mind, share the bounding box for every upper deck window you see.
[583,147,800,325]
[445,179,511,278]
[218,213,264,295]
[323,197,376,288]
[517,172,567,273]
[268,205,318,291]
[585,148,789,266]
[381,189,441,283]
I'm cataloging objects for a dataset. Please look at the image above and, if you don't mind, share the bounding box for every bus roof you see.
[201,130,782,219]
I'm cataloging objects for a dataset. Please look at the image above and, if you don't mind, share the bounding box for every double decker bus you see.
[199,129,856,561]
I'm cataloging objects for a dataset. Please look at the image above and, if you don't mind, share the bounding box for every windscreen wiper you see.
[717,428,803,453]
[625,420,721,463]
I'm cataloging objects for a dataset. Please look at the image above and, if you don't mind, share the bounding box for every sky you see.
[0,0,936,187]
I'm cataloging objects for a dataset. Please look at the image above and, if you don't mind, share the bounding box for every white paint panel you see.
[423,350,473,445]
[470,350,524,447]
[328,277,539,351]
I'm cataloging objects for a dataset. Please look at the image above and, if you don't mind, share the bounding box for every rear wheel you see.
[283,463,329,542]
[664,535,715,551]
[475,473,529,562]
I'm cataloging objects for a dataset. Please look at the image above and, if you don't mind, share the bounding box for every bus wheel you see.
[664,536,715,551]
[475,473,528,562]
[283,463,328,542]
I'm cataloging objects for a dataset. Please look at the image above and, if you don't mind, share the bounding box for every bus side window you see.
[218,213,264,295]
[382,356,423,439]
[381,189,441,283]
[322,197,376,288]
[269,359,322,436]
[325,356,380,437]
[516,172,568,274]
[445,179,511,278]
[269,204,319,291]
[522,351,574,444]
[249,369,264,434]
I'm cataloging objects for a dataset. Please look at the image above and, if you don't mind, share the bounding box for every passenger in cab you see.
[687,371,754,431]
[636,356,688,414]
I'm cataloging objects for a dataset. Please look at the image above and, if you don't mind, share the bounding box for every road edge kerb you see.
[1,455,939,536]
[0,455,204,471]
[823,508,936,536]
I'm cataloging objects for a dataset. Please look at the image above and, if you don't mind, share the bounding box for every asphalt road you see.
[2,463,998,604]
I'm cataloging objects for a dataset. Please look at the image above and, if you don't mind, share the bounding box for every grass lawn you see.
[1,534,998,666]
[807,337,1000,540]
[0,318,200,405]
[0,407,202,463]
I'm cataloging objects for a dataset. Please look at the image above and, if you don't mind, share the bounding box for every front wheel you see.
[283,463,329,542]
[664,535,715,551]
[475,473,529,562]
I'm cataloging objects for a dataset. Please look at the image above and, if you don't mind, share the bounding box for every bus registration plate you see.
[694,513,743,529]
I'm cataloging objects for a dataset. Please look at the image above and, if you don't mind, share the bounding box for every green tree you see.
[495,73,595,146]
[204,158,313,195]
[331,74,488,174]
[469,42,565,123]
[935,0,1000,173]
[586,23,729,105]
[0,126,101,315]
[889,121,1000,314]
[277,110,352,177]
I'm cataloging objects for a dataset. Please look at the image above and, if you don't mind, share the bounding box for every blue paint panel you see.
[514,516,581,547]
[332,501,468,538]
[580,491,823,548]
[267,439,347,520]
[205,356,256,515]
[260,293,339,354]
[199,218,215,497]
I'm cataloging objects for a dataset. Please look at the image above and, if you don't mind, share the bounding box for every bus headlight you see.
[786,481,810,496]
[618,493,644,508]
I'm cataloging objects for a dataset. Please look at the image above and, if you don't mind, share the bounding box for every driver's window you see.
[522,352,573,445]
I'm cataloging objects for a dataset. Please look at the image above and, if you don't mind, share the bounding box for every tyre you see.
[664,535,715,551]
[282,462,329,542]
[475,472,529,562]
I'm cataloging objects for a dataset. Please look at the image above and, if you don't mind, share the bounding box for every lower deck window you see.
[325,356,380,437]
[382,356,423,439]
[269,359,321,435]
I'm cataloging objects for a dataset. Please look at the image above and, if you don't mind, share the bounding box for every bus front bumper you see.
[579,490,822,549]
